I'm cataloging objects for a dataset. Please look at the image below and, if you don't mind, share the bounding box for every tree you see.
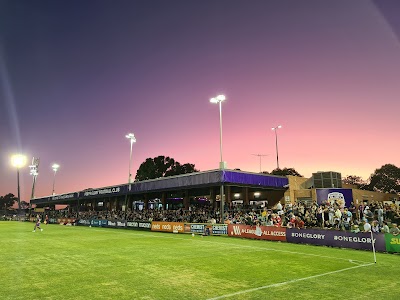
[270,168,303,177]
[135,156,199,181]
[342,175,367,189]
[0,193,17,210]
[365,164,400,194]
[20,201,30,209]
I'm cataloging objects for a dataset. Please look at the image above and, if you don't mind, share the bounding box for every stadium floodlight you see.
[29,157,40,200]
[52,163,60,195]
[11,154,27,212]
[125,133,136,185]
[271,125,282,169]
[210,94,227,222]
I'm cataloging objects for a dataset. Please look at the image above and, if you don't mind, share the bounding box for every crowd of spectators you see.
[29,200,400,234]
[232,200,400,235]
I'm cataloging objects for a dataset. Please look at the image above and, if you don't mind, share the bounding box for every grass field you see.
[1,222,398,300]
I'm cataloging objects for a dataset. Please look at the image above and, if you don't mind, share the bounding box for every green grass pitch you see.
[0,221,398,300]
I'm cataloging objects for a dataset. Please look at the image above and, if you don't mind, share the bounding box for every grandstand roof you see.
[31,169,288,205]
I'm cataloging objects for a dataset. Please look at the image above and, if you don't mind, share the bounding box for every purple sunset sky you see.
[1,0,400,201]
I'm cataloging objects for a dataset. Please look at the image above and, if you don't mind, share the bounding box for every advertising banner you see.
[212,224,228,235]
[110,220,126,228]
[228,224,286,241]
[151,221,185,233]
[287,228,386,252]
[126,221,152,230]
[57,218,76,225]
[316,188,353,208]
[77,219,91,226]
[190,224,206,233]
[384,234,400,253]
[90,219,108,227]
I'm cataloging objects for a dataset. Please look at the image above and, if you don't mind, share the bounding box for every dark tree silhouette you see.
[365,164,400,193]
[0,193,18,210]
[270,168,303,177]
[135,156,199,181]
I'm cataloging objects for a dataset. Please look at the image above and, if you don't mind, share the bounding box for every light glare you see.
[11,154,27,168]
[125,133,136,142]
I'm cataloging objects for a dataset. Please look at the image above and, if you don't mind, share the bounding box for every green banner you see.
[384,233,400,253]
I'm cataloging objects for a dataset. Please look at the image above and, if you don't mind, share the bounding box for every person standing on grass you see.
[33,215,43,232]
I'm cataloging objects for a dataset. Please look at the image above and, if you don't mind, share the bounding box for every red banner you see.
[228,224,286,241]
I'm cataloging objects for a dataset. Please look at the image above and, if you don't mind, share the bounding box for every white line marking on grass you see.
[206,262,375,300]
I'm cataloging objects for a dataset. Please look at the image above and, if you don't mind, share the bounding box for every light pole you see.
[29,157,40,200]
[11,154,27,213]
[210,94,226,222]
[125,133,136,220]
[52,163,60,195]
[125,133,136,185]
[252,154,268,173]
[271,125,282,169]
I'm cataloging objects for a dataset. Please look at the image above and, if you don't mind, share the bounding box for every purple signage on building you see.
[287,228,385,252]
[316,188,353,208]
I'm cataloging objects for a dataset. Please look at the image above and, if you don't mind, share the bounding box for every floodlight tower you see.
[210,94,226,222]
[51,163,60,195]
[11,154,27,212]
[125,133,136,186]
[29,157,40,199]
[271,125,282,169]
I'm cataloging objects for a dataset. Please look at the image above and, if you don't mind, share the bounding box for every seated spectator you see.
[351,224,360,233]
[371,220,380,233]
[363,219,371,233]
[286,214,296,228]
[389,223,399,236]
[381,221,390,233]
[295,216,305,229]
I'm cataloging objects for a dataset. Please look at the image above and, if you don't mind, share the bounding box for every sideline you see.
[206,262,375,300]
[86,226,371,264]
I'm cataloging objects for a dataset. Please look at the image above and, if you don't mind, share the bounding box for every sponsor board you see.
[126,221,152,230]
[384,234,400,253]
[77,219,91,225]
[228,224,286,241]
[212,224,228,235]
[190,224,205,233]
[287,228,386,252]
[151,221,185,233]
[90,219,108,227]
[57,218,76,225]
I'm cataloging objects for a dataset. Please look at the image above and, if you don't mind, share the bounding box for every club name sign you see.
[82,186,124,197]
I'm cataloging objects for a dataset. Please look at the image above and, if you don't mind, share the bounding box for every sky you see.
[1,0,400,202]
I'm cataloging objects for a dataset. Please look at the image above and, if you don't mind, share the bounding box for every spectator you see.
[389,223,399,236]
[363,219,371,233]
[381,221,390,234]
[371,220,380,233]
